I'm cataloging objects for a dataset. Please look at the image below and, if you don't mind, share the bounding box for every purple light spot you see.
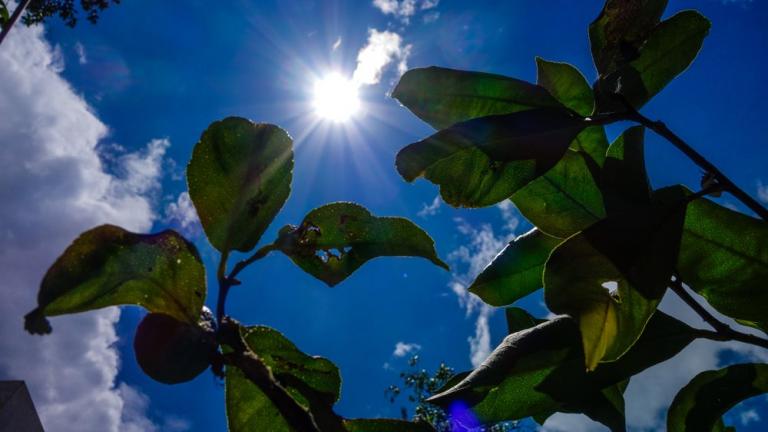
[448,400,481,431]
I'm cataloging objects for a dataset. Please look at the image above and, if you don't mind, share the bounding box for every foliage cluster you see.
[23,0,768,431]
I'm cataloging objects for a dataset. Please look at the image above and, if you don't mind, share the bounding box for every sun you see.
[313,73,360,122]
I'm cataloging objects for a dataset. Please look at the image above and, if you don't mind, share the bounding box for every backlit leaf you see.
[25,225,206,334]
[677,197,768,333]
[392,66,559,130]
[396,108,585,207]
[469,228,561,306]
[344,419,436,432]
[187,117,293,253]
[505,307,545,334]
[544,187,687,369]
[276,202,447,286]
[596,11,710,110]
[668,363,768,432]
[225,325,341,432]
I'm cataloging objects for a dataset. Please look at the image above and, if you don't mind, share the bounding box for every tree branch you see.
[670,278,768,350]
[0,0,32,47]
[587,98,768,221]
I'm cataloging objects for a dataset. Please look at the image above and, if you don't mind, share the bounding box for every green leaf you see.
[427,311,697,431]
[226,326,341,432]
[535,58,594,118]
[0,1,10,26]
[597,11,711,110]
[544,187,687,369]
[392,66,560,130]
[344,419,436,432]
[602,126,651,215]
[505,307,544,334]
[537,51,613,164]
[469,228,561,306]
[589,0,668,76]
[25,225,205,335]
[677,197,768,333]
[187,117,293,253]
[276,202,447,286]
[668,363,768,432]
[511,147,606,238]
[396,108,585,208]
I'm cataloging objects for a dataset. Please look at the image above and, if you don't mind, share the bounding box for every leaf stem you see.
[670,277,768,350]
[0,0,31,47]
[215,244,277,325]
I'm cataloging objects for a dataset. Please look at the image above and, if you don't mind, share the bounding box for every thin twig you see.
[0,0,32,47]
[670,278,768,350]
[215,244,278,325]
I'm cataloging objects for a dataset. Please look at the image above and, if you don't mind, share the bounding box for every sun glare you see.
[313,74,360,122]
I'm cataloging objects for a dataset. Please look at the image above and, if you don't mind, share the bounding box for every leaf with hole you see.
[589,0,668,76]
[226,325,341,432]
[469,228,561,306]
[187,117,293,253]
[667,363,768,432]
[544,186,687,369]
[596,11,710,111]
[24,225,206,335]
[677,196,768,333]
[275,202,447,286]
[396,108,585,207]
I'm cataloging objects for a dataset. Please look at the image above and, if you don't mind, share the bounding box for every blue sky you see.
[1,0,767,431]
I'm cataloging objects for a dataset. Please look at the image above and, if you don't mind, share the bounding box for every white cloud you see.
[0,21,173,432]
[352,29,411,86]
[757,180,768,204]
[332,36,342,51]
[74,41,87,64]
[393,342,421,358]
[372,0,438,23]
[448,207,519,367]
[417,195,441,218]
[164,191,200,236]
[741,409,760,425]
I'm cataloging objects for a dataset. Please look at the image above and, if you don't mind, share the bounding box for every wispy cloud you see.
[74,41,87,64]
[757,180,768,204]
[448,202,519,367]
[0,21,177,432]
[417,195,441,218]
[393,342,422,357]
[164,191,200,236]
[372,0,439,24]
[352,29,411,86]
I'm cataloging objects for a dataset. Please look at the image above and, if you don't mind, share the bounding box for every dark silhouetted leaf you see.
[544,187,687,369]
[677,197,768,333]
[469,228,561,306]
[511,148,606,238]
[589,0,668,76]
[505,307,545,334]
[276,202,447,286]
[602,126,651,215]
[25,225,205,335]
[396,108,585,207]
[667,363,768,432]
[344,419,436,432]
[187,117,293,253]
[597,11,710,110]
[226,326,341,432]
[392,66,560,130]
[427,311,697,431]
